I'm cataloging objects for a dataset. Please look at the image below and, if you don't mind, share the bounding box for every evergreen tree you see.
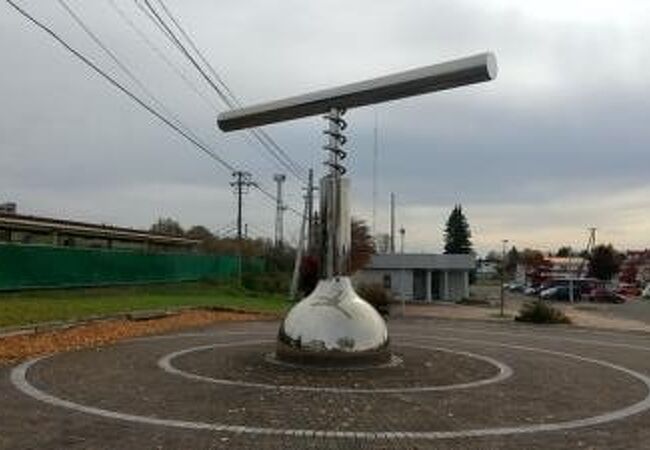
[505,246,520,275]
[443,205,472,254]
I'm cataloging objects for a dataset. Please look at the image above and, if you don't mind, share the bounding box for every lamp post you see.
[500,239,509,317]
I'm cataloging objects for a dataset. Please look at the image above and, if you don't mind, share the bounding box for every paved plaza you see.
[3,317,650,449]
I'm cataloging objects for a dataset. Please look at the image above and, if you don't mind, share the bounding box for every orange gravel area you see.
[0,309,272,364]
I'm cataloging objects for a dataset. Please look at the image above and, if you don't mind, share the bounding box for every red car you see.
[616,284,641,298]
[586,288,626,303]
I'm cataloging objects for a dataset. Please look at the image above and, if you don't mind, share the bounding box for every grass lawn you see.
[0,282,290,328]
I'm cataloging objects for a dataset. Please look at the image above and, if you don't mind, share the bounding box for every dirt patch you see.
[0,310,271,364]
[563,306,650,332]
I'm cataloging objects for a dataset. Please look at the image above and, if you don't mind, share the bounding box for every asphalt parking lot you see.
[3,317,650,449]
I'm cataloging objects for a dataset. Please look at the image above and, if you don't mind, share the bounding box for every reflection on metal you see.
[217,52,498,367]
[319,108,350,279]
[277,108,387,367]
[277,277,390,366]
[217,52,497,131]
[319,175,351,278]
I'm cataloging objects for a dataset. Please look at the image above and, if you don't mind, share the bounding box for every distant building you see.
[476,259,499,279]
[0,202,17,214]
[620,250,650,286]
[545,257,586,279]
[354,253,475,302]
[0,212,198,252]
[517,256,587,286]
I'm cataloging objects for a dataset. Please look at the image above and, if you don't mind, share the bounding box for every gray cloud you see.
[1,0,649,252]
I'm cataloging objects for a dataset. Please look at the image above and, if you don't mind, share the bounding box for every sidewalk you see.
[400,298,650,333]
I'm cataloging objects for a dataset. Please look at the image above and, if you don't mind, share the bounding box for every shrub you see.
[515,301,572,324]
[356,283,393,317]
[242,271,290,294]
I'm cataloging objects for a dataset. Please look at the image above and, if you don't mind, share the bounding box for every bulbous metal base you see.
[277,277,390,367]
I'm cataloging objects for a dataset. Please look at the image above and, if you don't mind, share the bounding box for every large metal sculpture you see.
[218,52,497,366]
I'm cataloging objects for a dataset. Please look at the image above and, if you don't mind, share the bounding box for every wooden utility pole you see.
[230,171,254,241]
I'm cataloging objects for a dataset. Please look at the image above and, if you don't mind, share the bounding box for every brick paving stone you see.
[2,318,650,449]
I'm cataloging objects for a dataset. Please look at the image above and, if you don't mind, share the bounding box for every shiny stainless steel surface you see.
[217,52,497,131]
[320,175,351,278]
[216,51,498,366]
[277,277,390,365]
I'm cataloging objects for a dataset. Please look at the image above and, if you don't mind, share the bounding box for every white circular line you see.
[157,341,513,394]
[128,323,650,352]
[397,327,650,353]
[10,334,650,440]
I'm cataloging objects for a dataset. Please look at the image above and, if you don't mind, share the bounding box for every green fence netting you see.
[0,243,264,290]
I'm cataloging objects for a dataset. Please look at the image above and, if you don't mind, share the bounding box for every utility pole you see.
[390,192,396,254]
[290,186,311,301]
[587,227,597,256]
[230,171,254,285]
[500,239,509,317]
[230,171,254,241]
[304,168,316,251]
[576,227,597,280]
[273,174,286,248]
[399,227,405,253]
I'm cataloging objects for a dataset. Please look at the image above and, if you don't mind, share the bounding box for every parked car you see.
[508,282,525,292]
[586,288,626,304]
[540,285,581,301]
[642,285,650,299]
[616,283,641,298]
[524,286,538,296]
[540,286,559,300]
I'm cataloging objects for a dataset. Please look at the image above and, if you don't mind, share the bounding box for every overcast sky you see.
[1,0,649,254]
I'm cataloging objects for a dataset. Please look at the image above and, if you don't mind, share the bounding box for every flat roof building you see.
[0,213,199,252]
[354,253,475,302]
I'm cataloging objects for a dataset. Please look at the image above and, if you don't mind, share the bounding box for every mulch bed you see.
[0,310,271,364]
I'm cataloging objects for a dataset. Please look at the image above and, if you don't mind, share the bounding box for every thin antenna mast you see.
[390,192,396,254]
[372,109,378,235]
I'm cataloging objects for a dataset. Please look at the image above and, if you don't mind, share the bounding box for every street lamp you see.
[500,239,509,317]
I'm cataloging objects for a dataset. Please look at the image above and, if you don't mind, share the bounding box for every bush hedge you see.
[356,283,393,317]
[515,301,572,324]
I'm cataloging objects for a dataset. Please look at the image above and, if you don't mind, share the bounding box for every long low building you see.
[0,212,199,252]
[354,253,475,302]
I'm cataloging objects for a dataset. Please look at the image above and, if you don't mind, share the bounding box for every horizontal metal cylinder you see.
[218,52,497,131]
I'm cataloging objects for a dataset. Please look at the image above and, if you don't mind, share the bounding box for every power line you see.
[141,0,307,182]
[105,0,221,114]
[139,0,236,111]
[116,0,294,175]
[6,0,302,220]
[4,0,237,172]
[153,1,307,180]
[143,0,305,181]
[154,0,238,105]
[253,184,303,218]
[56,0,209,152]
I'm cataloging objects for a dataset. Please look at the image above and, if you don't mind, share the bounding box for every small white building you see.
[354,253,475,302]
[476,259,499,279]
